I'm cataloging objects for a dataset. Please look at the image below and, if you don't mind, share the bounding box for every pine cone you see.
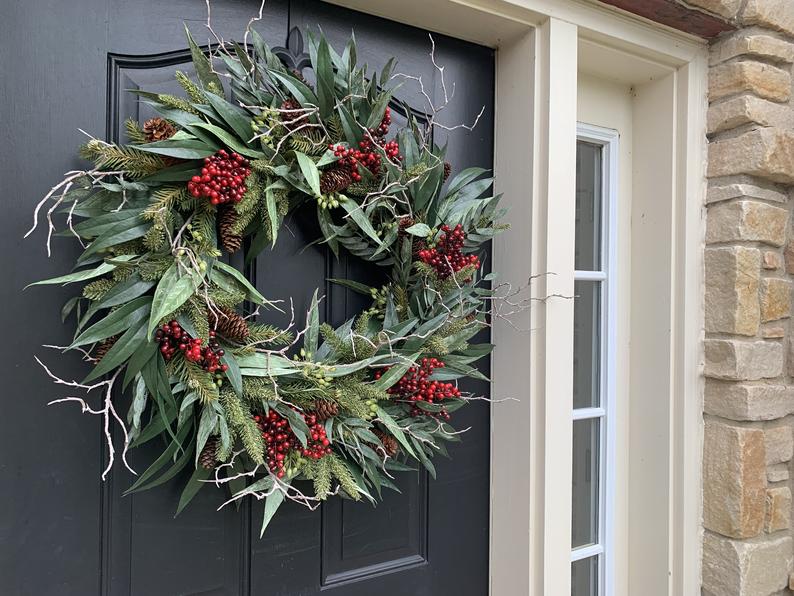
[143,117,176,142]
[291,68,307,83]
[280,98,307,131]
[412,238,427,259]
[209,307,250,342]
[199,436,220,470]
[398,217,415,238]
[373,429,400,458]
[218,205,242,254]
[443,161,452,182]
[93,336,118,364]
[312,399,339,422]
[319,167,353,194]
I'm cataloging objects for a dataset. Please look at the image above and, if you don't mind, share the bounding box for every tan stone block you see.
[704,422,766,538]
[707,180,788,205]
[760,278,792,322]
[707,95,782,134]
[704,339,783,380]
[705,247,760,335]
[708,129,794,185]
[704,380,794,420]
[709,61,792,103]
[765,426,793,465]
[707,201,788,246]
[762,251,780,270]
[766,487,791,532]
[743,0,794,37]
[762,325,785,338]
[703,533,793,595]
[767,463,790,483]
[711,32,794,65]
[689,0,742,18]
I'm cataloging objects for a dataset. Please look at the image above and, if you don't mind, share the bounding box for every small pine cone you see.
[319,167,353,194]
[412,238,427,259]
[373,429,400,458]
[443,161,452,182]
[398,217,416,238]
[143,117,177,142]
[280,98,307,131]
[209,307,250,342]
[199,436,220,470]
[312,399,339,422]
[218,205,243,254]
[291,68,307,83]
[93,336,118,364]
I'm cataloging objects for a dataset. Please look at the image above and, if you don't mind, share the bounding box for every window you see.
[571,125,617,595]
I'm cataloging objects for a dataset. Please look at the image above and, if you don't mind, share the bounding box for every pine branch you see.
[156,93,200,115]
[80,140,165,178]
[124,118,148,144]
[175,70,208,104]
[220,387,264,464]
[82,278,116,300]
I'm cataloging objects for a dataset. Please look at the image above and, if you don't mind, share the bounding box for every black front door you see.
[1,2,494,595]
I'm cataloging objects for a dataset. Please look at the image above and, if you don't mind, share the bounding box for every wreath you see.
[28,25,504,533]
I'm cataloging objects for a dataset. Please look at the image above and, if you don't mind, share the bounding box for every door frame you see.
[324,1,708,593]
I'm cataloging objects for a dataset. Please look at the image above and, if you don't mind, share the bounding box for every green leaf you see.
[72,208,145,239]
[404,223,431,237]
[265,187,279,247]
[340,198,382,246]
[136,139,216,160]
[375,407,416,458]
[79,219,149,262]
[61,296,79,322]
[336,104,361,145]
[187,122,263,158]
[314,36,334,118]
[175,466,212,516]
[140,160,203,183]
[269,71,319,109]
[195,406,218,466]
[26,259,124,288]
[305,289,320,357]
[147,263,198,338]
[211,261,270,307]
[204,89,254,142]
[122,339,158,390]
[221,352,242,396]
[72,296,152,348]
[260,487,285,537]
[327,278,373,295]
[373,352,421,390]
[295,152,321,197]
[184,24,223,94]
[84,316,149,381]
[124,422,195,494]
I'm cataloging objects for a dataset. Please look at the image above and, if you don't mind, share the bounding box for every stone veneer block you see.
[707,180,788,204]
[709,61,792,103]
[765,487,792,532]
[704,422,767,539]
[704,380,794,421]
[708,129,794,185]
[743,0,794,37]
[762,251,780,270]
[760,278,792,322]
[703,534,793,595]
[705,247,760,335]
[767,464,790,483]
[707,201,787,246]
[704,339,783,380]
[707,95,781,134]
[711,32,794,65]
[765,426,793,465]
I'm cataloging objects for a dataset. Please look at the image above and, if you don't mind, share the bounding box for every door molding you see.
[323,1,707,593]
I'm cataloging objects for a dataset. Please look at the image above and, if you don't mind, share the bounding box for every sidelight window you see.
[571,124,617,596]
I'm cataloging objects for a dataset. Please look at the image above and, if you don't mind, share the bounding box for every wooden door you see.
[1,1,494,594]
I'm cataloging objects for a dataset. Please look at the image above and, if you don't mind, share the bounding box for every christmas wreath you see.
[27,24,504,533]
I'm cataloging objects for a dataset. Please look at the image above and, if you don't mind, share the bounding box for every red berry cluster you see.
[254,409,332,478]
[417,224,480,280]
[188,149,251,205]
[328,107,401,182]
[154,321,229,374]
[374,357,460,420]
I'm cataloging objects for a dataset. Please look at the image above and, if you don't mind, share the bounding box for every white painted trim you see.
[572,542,605,562]
[572,407,606,420]
[575,270,607,281]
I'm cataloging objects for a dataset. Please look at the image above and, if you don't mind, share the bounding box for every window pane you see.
[571,556,599,596]
[575,140,602,271]
[573,280,601,409]
[572,418,600,548]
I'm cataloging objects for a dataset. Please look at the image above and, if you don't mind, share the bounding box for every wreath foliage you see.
[29,26,505,533]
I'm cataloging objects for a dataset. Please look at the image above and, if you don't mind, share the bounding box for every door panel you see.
[2,1,493,594]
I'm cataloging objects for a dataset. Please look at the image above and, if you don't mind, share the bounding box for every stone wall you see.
[700,1,794,594]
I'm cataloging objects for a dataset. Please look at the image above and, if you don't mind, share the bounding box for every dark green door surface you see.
[1,1,494,594]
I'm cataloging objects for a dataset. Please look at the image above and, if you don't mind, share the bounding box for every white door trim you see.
[321,1,707,593]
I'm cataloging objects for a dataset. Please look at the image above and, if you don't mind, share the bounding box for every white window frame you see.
[571,123,619,596]
[327,1,707,594]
